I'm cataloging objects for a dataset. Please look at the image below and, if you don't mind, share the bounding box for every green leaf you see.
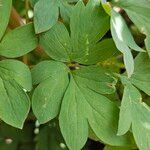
[39,23,71,62]
[130,53,150,95]
[0,78,30,129]
[0,60,31,128]
[34,0,59,33]
[70,0,109,63]
[72,65,116,94]
[59,67,135,150]
[0,0,12,40]
[32,61,69,124]
[77,39,119,65]
[40,0,112,64]
[0,23,38,58]
[132,104,150,150]
[112,0,150,34]
[0,59,32,91]
[59,77,89,150]
[111,10,144,77]
[118,76,150,150]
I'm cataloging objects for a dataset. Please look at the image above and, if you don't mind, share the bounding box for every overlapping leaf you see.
[40,0,117,64]
[34,0,79,33]
[118,76,150,150]
[0,60,32,128]
[32,61,69,124]
[111,0,150,57]
[0,23,38,58]
[59,67,135,150]
[129,53,150,95]
[0,0,12,40]
[111,10,144,77]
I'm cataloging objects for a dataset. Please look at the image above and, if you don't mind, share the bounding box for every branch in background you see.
[9,7,24,29]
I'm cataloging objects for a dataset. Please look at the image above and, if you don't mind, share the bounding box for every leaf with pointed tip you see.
[59,67,135,150]
[111,10,144,77]
[0,60,31,128]
[118,76,150,150]
[0,23,38,58]
[59,77,88,150]
[40,0,112,64]
[112,0,150,34]
[32,61,69,124]
[130,53,150,95]
[0,0,12,40]
[70,0,109,63]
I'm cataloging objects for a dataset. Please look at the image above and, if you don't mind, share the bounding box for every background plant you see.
[0,0,150,150]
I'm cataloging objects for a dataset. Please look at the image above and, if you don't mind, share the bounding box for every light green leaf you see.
[39,23,71,62]
[0,78,30,129]
[32,61,69,124]
[119,76,150,150]
[72,65,116,94]
[34,0,59,33]
[132,104,150,150]
[0,23,38,58]
[0,0,12,40]
[111,10,144,77]
[40,0,112,64]
[130,53,150,95]
[0,59,32,91]
[117,80,140,135]
[110,10,144,52]
[112,0,150,34]
[70,0,109,62]
[59,77,88,150]
[59,68,135,150]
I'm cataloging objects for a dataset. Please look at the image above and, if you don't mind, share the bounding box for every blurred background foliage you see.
[1,0,146,149]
